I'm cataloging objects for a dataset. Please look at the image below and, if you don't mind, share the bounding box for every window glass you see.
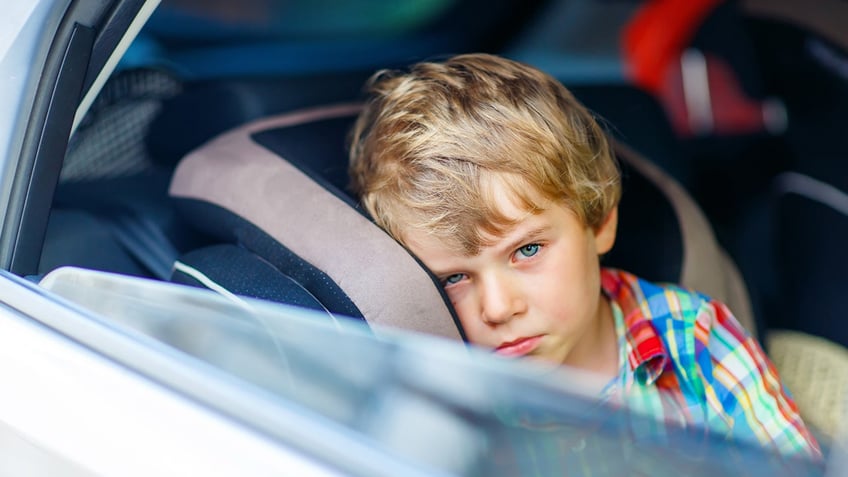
[39,267,826,476]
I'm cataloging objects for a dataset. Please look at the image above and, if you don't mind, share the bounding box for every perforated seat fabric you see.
[171,244,331,316]
[169,102,755,341]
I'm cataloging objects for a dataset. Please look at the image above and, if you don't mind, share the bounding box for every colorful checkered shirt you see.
[599,267,821,459]
[482,268,826,475]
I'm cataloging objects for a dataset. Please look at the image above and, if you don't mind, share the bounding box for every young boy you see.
[347,53,820,459]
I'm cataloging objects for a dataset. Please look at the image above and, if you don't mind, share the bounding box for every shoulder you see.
[601,267,731,380]
[603,269,766,392]
[601,267,713,327]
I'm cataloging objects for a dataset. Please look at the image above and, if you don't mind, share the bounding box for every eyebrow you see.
[496,225,551,255]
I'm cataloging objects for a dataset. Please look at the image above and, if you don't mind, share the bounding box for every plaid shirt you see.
[600,268,821,459]
[488,269,822,476]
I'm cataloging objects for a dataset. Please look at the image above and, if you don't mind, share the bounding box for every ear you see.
[594,206,618,255]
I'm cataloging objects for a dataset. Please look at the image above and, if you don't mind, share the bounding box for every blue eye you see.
[517,243,540,258]
[443,273,465,286]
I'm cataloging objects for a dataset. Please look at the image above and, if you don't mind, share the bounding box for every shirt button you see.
[571,438,586,453]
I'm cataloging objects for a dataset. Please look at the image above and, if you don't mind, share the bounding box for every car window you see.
[39,266,827,477]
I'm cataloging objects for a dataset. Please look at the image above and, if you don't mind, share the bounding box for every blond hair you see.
[349,53,620,254]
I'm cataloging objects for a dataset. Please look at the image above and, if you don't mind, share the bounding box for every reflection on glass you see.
[40,267,826,477]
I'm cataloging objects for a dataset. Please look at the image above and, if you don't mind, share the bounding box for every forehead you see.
[482,177,543,228]
[402,180,552,252]
[404,200,585,278]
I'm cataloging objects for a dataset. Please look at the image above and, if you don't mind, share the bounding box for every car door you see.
[0,270,357,476]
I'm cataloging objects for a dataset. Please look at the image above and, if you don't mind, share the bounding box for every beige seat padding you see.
[768,329,848,441]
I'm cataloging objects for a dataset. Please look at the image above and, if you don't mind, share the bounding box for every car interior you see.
[31,0,848,454]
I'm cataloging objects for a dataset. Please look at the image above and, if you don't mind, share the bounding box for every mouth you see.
[494,335,543,357]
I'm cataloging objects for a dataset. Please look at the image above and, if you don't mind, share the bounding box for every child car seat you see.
[168,102,756,341]
[168,103,464,340]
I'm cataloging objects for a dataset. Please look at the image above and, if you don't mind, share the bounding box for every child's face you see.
[403,182,617,367]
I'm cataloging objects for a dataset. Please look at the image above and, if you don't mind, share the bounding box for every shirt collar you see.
[601,268,669,385]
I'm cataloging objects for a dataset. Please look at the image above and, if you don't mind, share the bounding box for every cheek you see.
[527,277,576,325]
[445,290,484,343]
[529,251,600,314]
[453,302,485,343]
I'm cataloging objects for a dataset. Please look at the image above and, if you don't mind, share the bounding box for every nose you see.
[479,270,526,325]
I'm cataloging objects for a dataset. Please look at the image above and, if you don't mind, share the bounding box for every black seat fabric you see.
[604,150,682,284]
[169,196,364,321]
[772,173,848,349]
[146,72,373,168]
[169,102,755,341]
[172,244,330,315]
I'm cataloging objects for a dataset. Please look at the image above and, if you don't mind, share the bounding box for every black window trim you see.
[1,0,149,276]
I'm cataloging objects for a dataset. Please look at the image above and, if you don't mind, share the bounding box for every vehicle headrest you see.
[168,103,465,340]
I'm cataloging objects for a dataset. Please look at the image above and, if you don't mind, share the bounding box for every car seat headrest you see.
[169,103,465,340]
